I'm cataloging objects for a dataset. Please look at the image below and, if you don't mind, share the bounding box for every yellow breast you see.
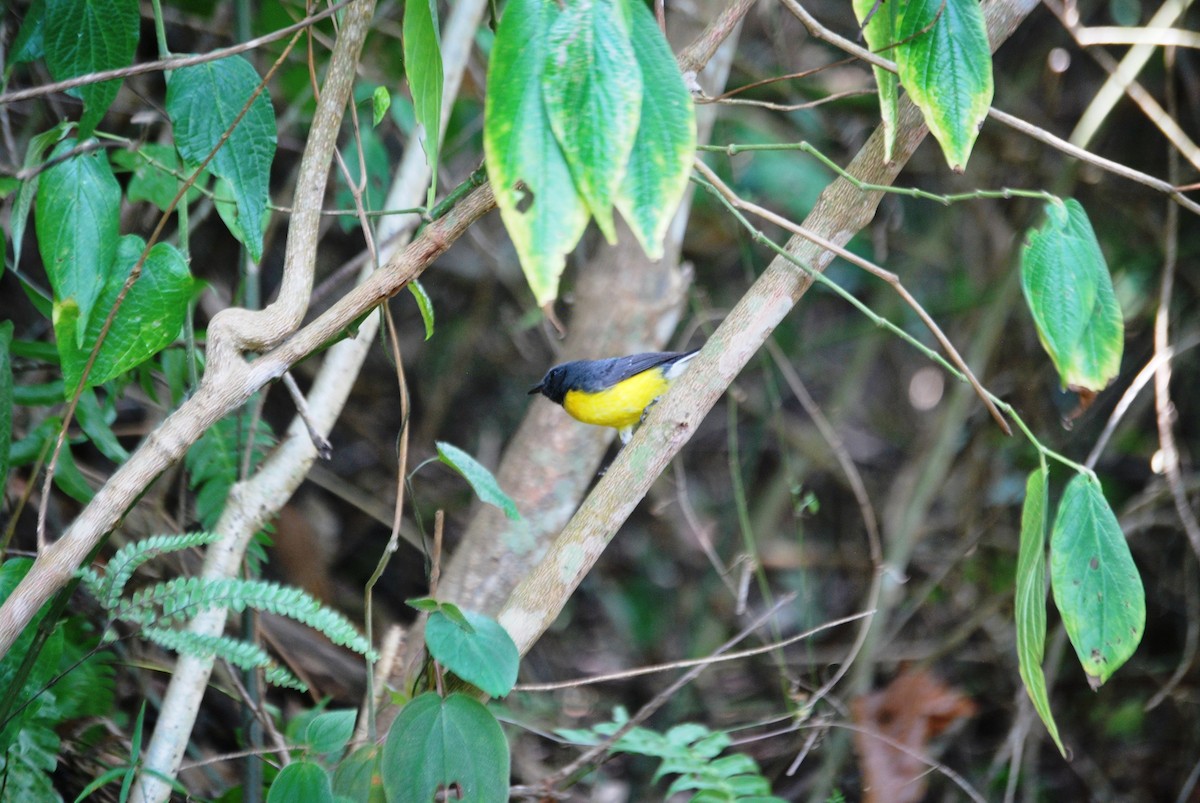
[561,369,671,429]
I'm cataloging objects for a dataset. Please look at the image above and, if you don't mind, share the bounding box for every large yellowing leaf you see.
[542,0,642,242]
[895,0,993,171]
[614,0,697,258]
[484,0,589,305]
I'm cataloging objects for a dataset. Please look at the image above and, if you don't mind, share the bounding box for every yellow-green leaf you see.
[542,0,642,242]
[484,0,589,306]
[852,0,899,162]
[613,0,696,258]
[895,0,992,171]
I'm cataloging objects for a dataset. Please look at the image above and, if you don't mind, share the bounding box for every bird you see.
[528,349,701,443]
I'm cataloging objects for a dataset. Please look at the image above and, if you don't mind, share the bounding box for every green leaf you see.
[372,86,391,128]
[852,0,899,162]
[12,123,70,267]
[406,596,441,613]
[435,441,520,520]
[268,761,334,803]
[53,441,94,502]
[9,0,46,65]
[1020,199,1124,393]
[43,0,139,137]
[1050,474,1145,688]
[542,0,641,242]
[613,0,696,258]
[332,745,380,802]
[305,710,357,757]
[437,601,470,629]
[403,0,443,209]
[894,0,992,171]
[408,280,435,340]
[36,137,121,347]
[56,236,195,395]
[167,55,276,262]
[111,144,208,212]
[1015,468,1066,756]
[0,559,66,751]
[484,0,590,306]
[381,692,510,803]
[0,321,12,494]
[425,609,519,697]
[76,388,129,463]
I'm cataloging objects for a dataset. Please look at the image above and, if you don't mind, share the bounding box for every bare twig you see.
[676,0,758,75]
[282,373,334,459]
[514,609,870,691]
[775,0,1200,216]
[1042,0,1200,172]
[532,594,798,793]
[1151,49,1200,566]
[764,341,884,722]
[694,158,1011,435]
[987,107,1200,218]
[0,1,351,106]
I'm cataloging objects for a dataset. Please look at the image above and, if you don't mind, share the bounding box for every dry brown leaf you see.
[851,668,978,803]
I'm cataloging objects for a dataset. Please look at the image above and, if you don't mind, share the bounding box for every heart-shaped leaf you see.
[381,692,509,803]
[425,609,519,697]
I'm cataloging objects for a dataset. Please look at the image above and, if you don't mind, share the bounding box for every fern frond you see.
[99,532,220,609]
[143,627,306,691]
[77,566,104,597]
[118,578,375,658]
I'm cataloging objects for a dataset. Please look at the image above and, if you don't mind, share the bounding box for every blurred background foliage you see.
[2,0,1199,799]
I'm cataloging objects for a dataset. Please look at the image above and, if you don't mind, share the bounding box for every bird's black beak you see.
[528,383,543,396]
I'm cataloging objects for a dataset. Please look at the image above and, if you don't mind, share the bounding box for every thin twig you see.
[531,594,799,793]
[223,664,290,768]
[281,373,333,459]
[671,461,737,596]
[1152,48,1200,566]
[708,89,874,111]
[0,1,351,106]
[1042,0,1200,172]
[514,609,871,691]
[430,510,445,597]
[764,340,884,724]
[987,107,1200,218]
[1083,337,1200,471]
[775,0,1200,217]
[694,158,1011,435]
[361,303,412,742]
[819,721,988,803]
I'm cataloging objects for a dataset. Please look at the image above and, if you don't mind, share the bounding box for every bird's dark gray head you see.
[529,364,570,404]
